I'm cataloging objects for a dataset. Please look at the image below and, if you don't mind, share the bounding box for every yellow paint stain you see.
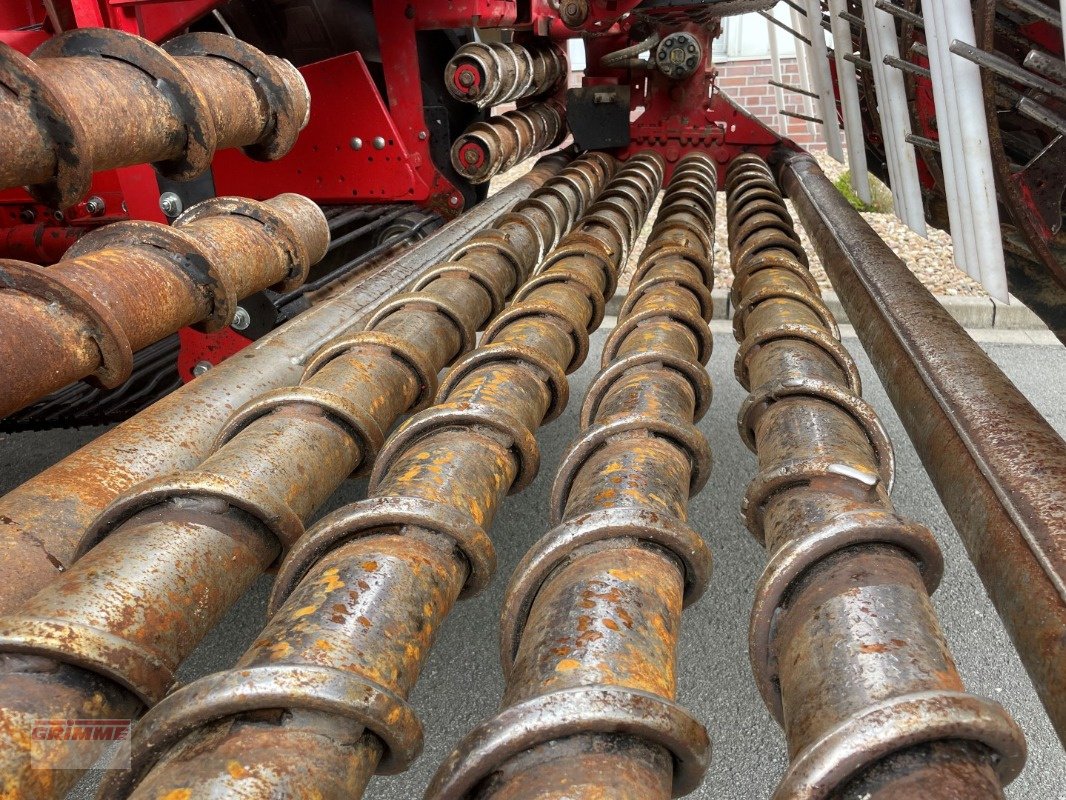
[226,761,249,780]
[319,570,345,592]
[161,791,192,800]
[268,641,292,659]
[556,658,581,672]
[292,605,317,619]
[607,567,641,582]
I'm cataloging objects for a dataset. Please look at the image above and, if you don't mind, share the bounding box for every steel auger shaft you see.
[0,154,567,618]
[0,152,610,800]
[451,100,566,184]
[427,150,719,800]
[444,40,567,109]
[724,154,1026,798]
[103,152,663,800]
[0,29,309,208]
[0,193,329,419]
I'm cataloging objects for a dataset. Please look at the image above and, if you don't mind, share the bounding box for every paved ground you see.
[3,324,1063,799]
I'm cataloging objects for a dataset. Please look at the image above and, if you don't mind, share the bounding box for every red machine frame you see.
[1,0,790,377]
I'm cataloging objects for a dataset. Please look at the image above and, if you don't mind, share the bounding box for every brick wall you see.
[716,57,827,149]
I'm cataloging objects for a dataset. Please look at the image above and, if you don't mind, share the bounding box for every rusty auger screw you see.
[99,152,663,800]
[724,154,1026,798]
[444,40,567,109]
[427,150,719,800]
[0,29,310,209]
[0,192,328,418]
[451,100,567,184]
[0,152,610,800]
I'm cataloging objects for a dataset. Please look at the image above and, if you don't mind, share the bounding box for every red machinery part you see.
[580,17,793,183]
[0,223,83,264]
[453,63,483,95]
[211,53,442,208]
[176,327,253,382]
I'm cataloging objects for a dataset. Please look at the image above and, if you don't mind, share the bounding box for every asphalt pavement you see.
[2,321,1063,799]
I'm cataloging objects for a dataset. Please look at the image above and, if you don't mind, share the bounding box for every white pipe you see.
[860,0,905,216]
[879,5,927,234]
[828,0,872,202]
[923,0,979,281]
[767,13,787,132]
[789,4,817,136]
[943,0,1009,300]
[862,0,927,234]
[804,0,845,160]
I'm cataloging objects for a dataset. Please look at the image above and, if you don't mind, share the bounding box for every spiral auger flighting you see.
[427,150,717,800]
[97,152,662,800]
[0,29,310,209]
[445,40,567,109]
[0,151,609,800]
[0,193,329,419]
[451,100,567,184]
[725,154,1026,799]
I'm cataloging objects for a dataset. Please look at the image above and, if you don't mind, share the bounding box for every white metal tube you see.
[767,13,788,132]
[943,0,1009,300]
[862,0,927,233]
[923,0,979,279]
[861,0,906,216]
[879,4,927,233]
[790,4,818,134]
[828,0,873,201]
[804,0,845,160]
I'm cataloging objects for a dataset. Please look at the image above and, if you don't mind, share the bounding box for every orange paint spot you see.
[556,658,581,672]
[362,561,378,571]
[227,761,248,780]
[161,791,192,800]
[292,605,317,619]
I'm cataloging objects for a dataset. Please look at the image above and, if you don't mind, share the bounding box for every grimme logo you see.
[30,719,131,770]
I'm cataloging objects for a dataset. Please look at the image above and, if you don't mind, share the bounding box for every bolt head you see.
[373,136,386,150]
[459,71,475,87]
[350,137,363,150]
[418,130,428,140]
[85,196,104,216]
[231,306,251,331]
[159,192,182,218]
[19,208,35,223]
[192,360,212,377]
[449,195,461,206]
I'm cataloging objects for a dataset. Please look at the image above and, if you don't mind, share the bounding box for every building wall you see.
[716,57,828,149]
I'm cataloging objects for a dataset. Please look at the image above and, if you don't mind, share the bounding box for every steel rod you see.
[780,149,1066,747]
[768,77,820,98]
[758,10,813,47]
[884,53,932,78]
